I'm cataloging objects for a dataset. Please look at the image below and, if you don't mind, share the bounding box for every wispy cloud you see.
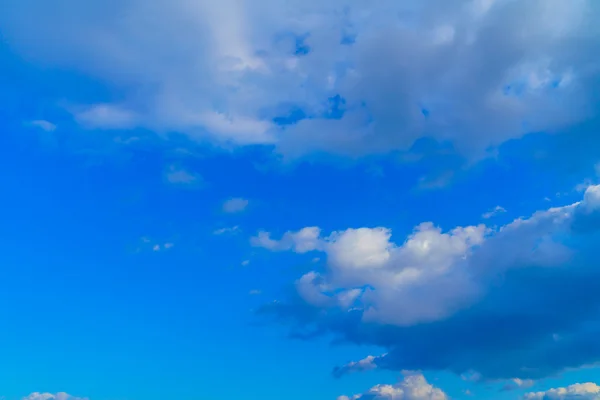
[164,165,202,188]
[482,205,506,219]
[28,120,57,132]
[213,226,241,235]
[223,198,249,213]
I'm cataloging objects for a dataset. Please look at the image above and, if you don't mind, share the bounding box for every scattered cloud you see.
[461,371,482,383]
[337,372,447,400]
[482,205,506,219]
[502,378,535,391]
[28,120,57,132]
[139,237,174,253]
[23,393,86,400]
[524,382,600,399]
[152,242,174,252]
[333,354,382,378]
[222,198,249,213]
[251,227,322,253]
[213,226,241,235]
[241,260,250,266]
[249,289,262,295]
[164,165,202,187]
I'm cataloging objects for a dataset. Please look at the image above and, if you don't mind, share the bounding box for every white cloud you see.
[482,205,506,219]
[327,228,394,270]
[503,378,535,391]
[164,165,202,187]
[333,354,382,378]
[23,393,86,400]
[29,120,57,132]
[152,242,173,252]
[222,198,249,213]
[255,185,600,326]
[337,372,448,400]
[140,237,174,252]
[524,382,600,399]
[2,0,598,159]
[214,225,241,235]
[251,227,322,253]
[74,104,138,129]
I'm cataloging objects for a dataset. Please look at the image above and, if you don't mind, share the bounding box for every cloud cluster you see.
[337,372,447,400]
[255,185,600,380]
[524,382,600,399]
[253,221,490,326]
[2,0,599,159]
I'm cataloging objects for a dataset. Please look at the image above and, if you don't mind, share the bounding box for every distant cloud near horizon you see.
[23,393,86,400]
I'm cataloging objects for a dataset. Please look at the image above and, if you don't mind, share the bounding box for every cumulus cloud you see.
[23,393,86,400]
[254,221,488,325]
[337,372,447,400]
[2,0,599,159]
[524,382,600,399]
[257,185,600,380]
[222,198,249,213]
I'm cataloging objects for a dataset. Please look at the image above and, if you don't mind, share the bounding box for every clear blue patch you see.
[273,107,308,126]
[341,34,356,45]
[295,35,311,56]
[323,95,346,119]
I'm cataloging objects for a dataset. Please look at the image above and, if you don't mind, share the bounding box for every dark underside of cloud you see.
[257,208,600,381]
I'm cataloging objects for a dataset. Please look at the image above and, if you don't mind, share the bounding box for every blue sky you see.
[1,1,600,399]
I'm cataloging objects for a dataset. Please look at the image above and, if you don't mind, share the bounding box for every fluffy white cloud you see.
[23,393,86,400]
[2,0,598,158]
[524,383,600,399]
[255,184,600,328]
[337,372,448,400]
[254,219,489,325]
[222,198,249,213]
